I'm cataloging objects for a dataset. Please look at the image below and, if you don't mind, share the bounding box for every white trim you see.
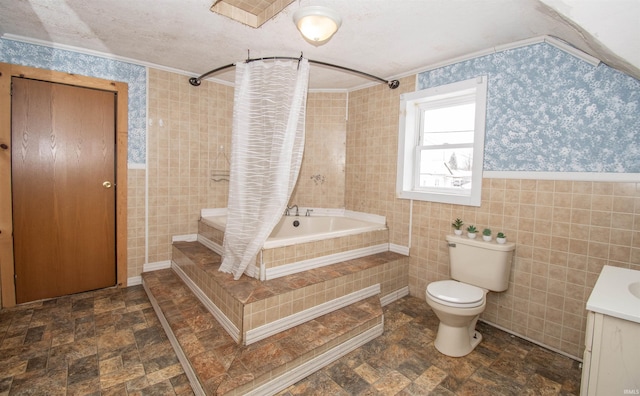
[245,322,384,396]
[172,234,198,243]
[197,235,223,256]
[380,286,410,307]
[144,260,171,272]
[171,262,241,343]
[144,71,150,268]
[2,34,599,95]
[265,244,389,280]
[344,209,386,225]
[142,280,206,396]
[378,35,601,90]
[484,171,640,182]
[397,76,488,207]
[479,319,581,362]
[1,34,236,87]
[542,36,600,67]
[127,163,146,170]
[245,284,381,345]
[389,243,409,256]
[128,276,142,286]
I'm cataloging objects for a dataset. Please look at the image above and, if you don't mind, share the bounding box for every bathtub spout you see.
[286,204,299,216]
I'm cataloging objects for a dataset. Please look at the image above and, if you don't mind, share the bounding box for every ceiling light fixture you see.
[293,6,342,45]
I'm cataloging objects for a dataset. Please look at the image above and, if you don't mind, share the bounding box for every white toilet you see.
[426,234,515,357]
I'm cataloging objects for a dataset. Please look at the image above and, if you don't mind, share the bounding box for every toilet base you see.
[433,318,482,357]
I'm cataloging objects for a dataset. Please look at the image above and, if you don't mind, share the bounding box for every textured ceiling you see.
[0,0,637,90]
[210,0,294,28]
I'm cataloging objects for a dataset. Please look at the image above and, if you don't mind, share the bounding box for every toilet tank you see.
[445,235,515,292]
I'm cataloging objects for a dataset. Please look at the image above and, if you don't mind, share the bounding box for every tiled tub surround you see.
[171,241,409,345]
[198,208,389,280]
[143,268,385,395]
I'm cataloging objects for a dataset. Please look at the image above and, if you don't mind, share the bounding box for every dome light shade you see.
[293,6,342,45]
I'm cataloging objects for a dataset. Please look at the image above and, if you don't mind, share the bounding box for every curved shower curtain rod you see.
[188,56,400,89]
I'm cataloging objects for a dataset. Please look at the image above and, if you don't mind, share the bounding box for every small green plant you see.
[497,232,506,239]
[451,218,464,230]
[466,225,477,233]
[482,228,491,236]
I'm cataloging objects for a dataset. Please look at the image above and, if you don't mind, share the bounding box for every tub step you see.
[170,241,408,345]
[142,268,383,395]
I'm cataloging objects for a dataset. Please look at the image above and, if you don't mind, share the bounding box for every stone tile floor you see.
[0,283,582,395]
[0,286,192,395]
[280,296,582,395]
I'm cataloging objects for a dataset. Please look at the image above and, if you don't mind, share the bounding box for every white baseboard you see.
[245,284,381,345]
[380,286,410,306]
[389,244,409,256]
[127,276,142,286]
[246,322,384,396]
[478,319,581,362]
[172,234,197,242]
[197,234,223,256]
[171,262,241,343]
[265,244,389,280]
[127,260,172,287]
[144,260,172,272]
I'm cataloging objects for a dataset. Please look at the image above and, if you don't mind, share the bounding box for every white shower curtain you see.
[219,58,310,280]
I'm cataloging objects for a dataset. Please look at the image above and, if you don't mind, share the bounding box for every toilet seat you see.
[427,280,484,308]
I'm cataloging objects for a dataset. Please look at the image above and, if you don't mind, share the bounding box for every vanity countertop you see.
[586,265,640,324]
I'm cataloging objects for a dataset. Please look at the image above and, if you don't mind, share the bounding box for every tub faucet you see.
[286,204,299,216]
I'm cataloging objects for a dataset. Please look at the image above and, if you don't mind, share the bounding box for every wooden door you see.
[11,77,117,303]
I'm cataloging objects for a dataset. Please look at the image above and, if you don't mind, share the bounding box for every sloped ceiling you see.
[0,0,638,90]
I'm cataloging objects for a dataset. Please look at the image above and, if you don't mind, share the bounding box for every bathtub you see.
[198,208,389,280]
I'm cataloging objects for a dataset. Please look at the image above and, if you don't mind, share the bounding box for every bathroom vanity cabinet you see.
[581,311,640,395]
[580,266,640,396]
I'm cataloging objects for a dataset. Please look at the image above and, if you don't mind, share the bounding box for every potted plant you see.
[466,225,477,239]
[482,228,492,242]
[496,232,507,244]
[451,218,464,236]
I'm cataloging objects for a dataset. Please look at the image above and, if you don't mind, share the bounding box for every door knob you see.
[103,181,113,189]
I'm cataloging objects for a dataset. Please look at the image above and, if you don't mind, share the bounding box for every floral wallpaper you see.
[418,43,640,173]
[0,38,146,164]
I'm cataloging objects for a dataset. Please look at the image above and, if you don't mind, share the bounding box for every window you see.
[396,77,488,206]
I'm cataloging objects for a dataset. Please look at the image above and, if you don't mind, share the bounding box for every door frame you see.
[0,63,128,307]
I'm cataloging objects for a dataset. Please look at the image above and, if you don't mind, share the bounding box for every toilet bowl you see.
[426,280,487,357]
[426,235,515,357]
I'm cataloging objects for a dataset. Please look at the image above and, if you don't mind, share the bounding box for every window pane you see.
[418,148,473,189]
[422,103,475,145]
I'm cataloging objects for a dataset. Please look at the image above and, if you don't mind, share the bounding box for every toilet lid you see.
[427,280,484,307]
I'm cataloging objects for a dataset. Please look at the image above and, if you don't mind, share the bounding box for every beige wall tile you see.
[345,77,640,359]
[130,68,640,361]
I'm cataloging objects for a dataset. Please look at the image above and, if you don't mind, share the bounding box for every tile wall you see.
[260,229,389,270]
[244,255,408,334]
[144,70,348,266]
[146,68,234,263]
[345,74,640,359]
[289,92,347,208]
[409,179,640,358]
[127,168,147,278]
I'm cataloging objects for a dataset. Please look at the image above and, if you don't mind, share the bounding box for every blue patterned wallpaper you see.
[0,39,146,164]
[418,43,640,173]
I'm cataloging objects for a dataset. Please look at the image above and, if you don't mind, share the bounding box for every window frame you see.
[396,76,488,206]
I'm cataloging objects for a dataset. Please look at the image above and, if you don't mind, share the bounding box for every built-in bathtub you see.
[198,208,389,280]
